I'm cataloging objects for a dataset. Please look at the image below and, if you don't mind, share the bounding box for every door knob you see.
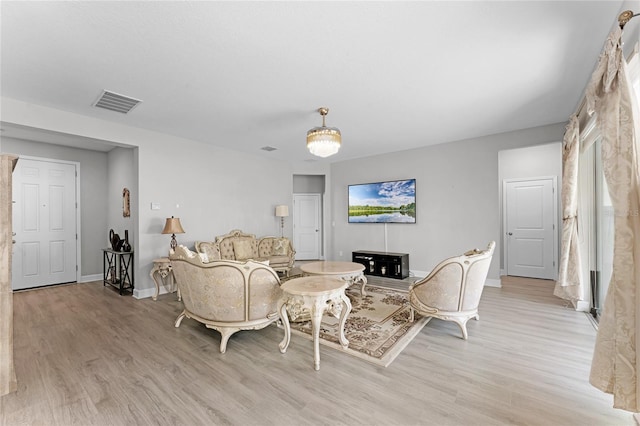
[507,232,513,236]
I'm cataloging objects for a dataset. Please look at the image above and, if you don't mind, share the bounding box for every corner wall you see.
[107,147,136,252]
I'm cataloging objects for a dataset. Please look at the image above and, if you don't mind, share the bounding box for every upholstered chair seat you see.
[408,241,495,340]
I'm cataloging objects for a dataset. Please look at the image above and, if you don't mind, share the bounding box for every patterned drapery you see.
[588,26,640,412]
[554,115,583,302]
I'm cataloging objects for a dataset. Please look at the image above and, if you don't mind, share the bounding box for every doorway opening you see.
[12,156,80,290]
[292,175,325,260]
[503,176,558,280]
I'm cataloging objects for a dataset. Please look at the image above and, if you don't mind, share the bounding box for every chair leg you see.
[212,327,240,354]
[452,317,470,340]
[174,310,186,328]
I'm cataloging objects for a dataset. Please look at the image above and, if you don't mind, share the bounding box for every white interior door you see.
[293,194,321,260]
[12,158,78,290]
[505,177,557,280]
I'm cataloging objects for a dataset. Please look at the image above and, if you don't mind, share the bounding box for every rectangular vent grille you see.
[261,146,277,152]
[93,90,142,114]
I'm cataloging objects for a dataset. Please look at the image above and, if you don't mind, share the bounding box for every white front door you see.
[293,194,321,260]
[505,177,557,280]
[12,158,78,289]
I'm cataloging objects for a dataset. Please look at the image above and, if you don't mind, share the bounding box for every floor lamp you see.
[275,205,289,237]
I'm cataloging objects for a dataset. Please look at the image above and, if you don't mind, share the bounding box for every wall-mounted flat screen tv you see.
[348,178,416,223]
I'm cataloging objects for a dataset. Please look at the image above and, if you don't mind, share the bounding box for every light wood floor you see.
[0,275,633,425]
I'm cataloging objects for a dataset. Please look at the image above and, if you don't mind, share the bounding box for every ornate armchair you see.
[408,241,495,340]
[169,245,282,353]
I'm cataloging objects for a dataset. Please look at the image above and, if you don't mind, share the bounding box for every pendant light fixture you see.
[306,107,342,158]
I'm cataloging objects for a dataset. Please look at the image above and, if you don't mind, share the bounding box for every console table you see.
[352,250,409,279]
[102,249,134,295]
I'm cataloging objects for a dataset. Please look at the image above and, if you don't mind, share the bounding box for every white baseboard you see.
[133,286,180,300]
[500,269,505,276]
[79,273,102,283]
[133,287,157,299]
[485,278,502,288]
[575,300,590,312]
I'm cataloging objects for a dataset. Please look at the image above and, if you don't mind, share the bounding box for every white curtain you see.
[554,115,583,302]
[588,26,640,412]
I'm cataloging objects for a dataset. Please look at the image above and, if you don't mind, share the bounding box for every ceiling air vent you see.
[261,146,277,152]
[93,90,142,114]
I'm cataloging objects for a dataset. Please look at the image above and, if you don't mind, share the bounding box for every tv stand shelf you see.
[352,250,409,280]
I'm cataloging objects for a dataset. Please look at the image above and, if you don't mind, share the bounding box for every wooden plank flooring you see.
[0,275,633,425]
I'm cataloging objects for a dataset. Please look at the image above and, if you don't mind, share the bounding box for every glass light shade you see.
[306,126,342,158]
[275,205,289,217]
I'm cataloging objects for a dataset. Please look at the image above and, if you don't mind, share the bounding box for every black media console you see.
[352,250,409,280]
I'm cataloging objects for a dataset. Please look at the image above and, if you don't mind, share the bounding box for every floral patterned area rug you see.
[287,284,431,367]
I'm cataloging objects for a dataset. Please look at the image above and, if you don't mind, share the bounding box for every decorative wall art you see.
[123,188,130,217]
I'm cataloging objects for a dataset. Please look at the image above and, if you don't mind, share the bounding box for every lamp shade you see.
[307,107,341,158]
[161,216,185,234]
[306,128,341,158]
[275,205,289,217]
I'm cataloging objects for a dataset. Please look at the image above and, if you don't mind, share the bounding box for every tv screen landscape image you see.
[348,179,416,223]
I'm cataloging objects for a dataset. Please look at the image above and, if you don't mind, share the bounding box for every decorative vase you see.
[109,229,121,251]
[121,230,131,252]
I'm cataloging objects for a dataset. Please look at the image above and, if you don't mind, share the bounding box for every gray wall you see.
[293,174,325,194]
[329,122,566,281]
[1,137,108,277]
[1,98,295,298]
[108,147,137,249]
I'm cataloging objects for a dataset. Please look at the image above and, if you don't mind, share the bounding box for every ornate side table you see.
[150,257,181,301]
[278,276,351,371]
[300,261,368,296]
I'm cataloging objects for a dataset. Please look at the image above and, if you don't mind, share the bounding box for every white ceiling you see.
[0,1,628,163]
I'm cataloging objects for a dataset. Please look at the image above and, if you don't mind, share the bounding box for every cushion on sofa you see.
[233,240,254,260]
[273,238,290,256]
[268,255,290,266]
[196,241,221,262]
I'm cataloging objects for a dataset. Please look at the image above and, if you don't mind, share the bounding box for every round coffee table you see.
[300,261,368,296]
[278,276,352,371]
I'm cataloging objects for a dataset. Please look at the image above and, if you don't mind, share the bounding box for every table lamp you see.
[162,216,185,252]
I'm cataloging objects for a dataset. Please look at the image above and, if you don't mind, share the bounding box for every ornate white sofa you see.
[169,245,282,353]
[408,241,495,340]
[195,229,295,276]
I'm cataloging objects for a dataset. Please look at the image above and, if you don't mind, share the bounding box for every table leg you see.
[337,292,351,348]
[355,274,368,297]
[118,255,123,295]
[310,302,324,371]
[149,266,161,301]
[278,299,291,354]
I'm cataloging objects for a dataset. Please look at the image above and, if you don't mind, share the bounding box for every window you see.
[581,44,639,319]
